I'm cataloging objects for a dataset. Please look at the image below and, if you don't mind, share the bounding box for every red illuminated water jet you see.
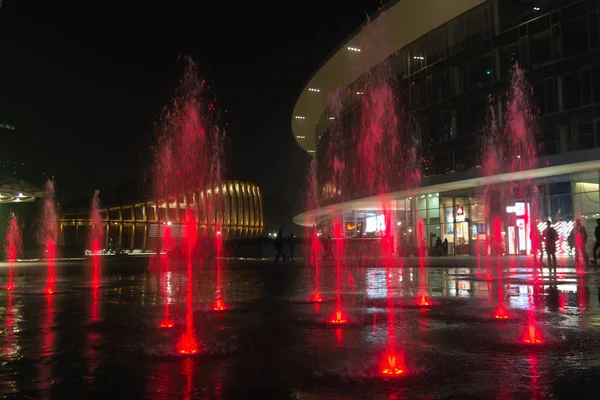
[305,161,324,303]
[523,321,543,344]
[494,305,509,319]
[416,219,431,307]
[381,352,406,376]
[177,210,198,355]
[212,224,227,311]
[152,58,225,353]
[39,180,59,295]
[328,219,347,324]
[3,213,21,291]
[90,190,103,289]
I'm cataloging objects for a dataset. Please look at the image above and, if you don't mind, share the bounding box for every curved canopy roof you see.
[291,0,485,155]
[0,175,43,203]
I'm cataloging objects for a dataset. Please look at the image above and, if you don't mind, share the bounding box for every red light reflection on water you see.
[212,226,227,312]
[159,227,175,329]
[4,214,21,291]
[45,238,56,294]
[2,293,17,363]
[178,260,198,355]
[177,212,198,355]
[38,293,55,392]
[85,285,101,382]
[91,239,101,289]
[182,356,195,400]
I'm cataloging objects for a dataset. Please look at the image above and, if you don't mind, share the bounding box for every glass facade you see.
[394,170,600,256]
[310,0,600,257]
[316,0,600,183]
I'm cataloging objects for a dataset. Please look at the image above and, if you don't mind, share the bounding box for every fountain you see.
[39,180,59,295]
[481,63,541,337]
[90,190,103,288]
[178,210,198,355]
[3,213,21,291]
[212,223,226,311]
[153,57,225,354]
[306,160,323,303]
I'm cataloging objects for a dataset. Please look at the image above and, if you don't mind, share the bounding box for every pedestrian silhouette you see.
[273,228,287,265]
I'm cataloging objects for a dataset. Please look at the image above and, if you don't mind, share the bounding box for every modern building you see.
[293,0,600,257]
[60,180,264,253]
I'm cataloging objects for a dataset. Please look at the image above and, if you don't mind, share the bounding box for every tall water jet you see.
[321,89,348,324]
[3,213,21,291]
[39,180,59,294]
[212,222,226,311]
[178,210,198,354]
[345,15,420,375]
[90,190,103,288]
[153,57,224,354]
[481,63,540,335]
[306,160,323,303]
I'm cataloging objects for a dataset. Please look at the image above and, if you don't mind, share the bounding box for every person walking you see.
[273,228,287,265]
[593,218,600,265]
[323,235,334,261]
[574,219,589,267]
[544,221,557,267]
[530,221,543,266]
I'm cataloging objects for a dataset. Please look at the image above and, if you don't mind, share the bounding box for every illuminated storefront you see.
[312,169,600,257]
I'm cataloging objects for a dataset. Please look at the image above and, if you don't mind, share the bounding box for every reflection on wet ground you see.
[0,256,599,399]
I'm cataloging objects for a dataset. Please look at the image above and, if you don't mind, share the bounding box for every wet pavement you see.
[1,256,600,399]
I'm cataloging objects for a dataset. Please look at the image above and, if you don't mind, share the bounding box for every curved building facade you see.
[60,180,264,252]
[293,0,600,256]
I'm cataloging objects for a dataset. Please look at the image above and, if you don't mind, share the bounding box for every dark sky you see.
[0,0,383,232]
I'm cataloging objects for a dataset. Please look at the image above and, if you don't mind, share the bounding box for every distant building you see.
[60,180,264,252]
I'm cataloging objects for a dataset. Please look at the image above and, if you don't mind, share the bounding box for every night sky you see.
[0,0,383,232]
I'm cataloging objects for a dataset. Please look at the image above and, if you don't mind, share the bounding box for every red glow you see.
[159,227,174,328]
[38,292,55,391]
[178,261,198,354]
[523,323,543,344]
[91,239,101,288]
[2,293,16,359]
[329,309,347,324]
[335,327,343,344]
[45,238,56,294]
[182,355,195,400]
[494,305,509,319]
[159,320,175,329]
[213,229,227,311]
[212,297,226,311]
[309,292,323,302]
[4,214,21,291]
[381,352,405,376]
[177,213,198,355]
[418,294,430,307]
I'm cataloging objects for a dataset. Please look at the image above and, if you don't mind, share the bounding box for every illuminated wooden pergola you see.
[59,180,264,251]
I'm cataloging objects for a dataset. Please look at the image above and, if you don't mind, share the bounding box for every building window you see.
[562,17,588,57]
[529,29,553,68]
[562,72,581,110]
